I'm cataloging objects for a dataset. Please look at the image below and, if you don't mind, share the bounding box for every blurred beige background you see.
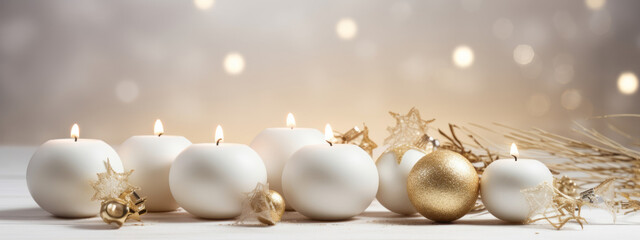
[0,0,639,147]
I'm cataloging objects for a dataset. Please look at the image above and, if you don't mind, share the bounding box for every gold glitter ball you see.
[407,150,479,222]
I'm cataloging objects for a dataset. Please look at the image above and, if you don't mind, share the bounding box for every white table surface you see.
[1,146,638,240]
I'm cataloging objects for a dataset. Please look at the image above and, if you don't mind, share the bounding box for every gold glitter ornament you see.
[407,150,479,222]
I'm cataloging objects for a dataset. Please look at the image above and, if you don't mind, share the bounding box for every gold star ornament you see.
[384,107,435,147]
[90,159,147,228]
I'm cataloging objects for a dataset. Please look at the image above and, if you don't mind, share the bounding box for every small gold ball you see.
[407,150,479,222]
[257,190,286,225]
[106,202,127,218]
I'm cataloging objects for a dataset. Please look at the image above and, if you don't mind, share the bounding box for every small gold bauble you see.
[407,150,479,222]
[257,190,286,225]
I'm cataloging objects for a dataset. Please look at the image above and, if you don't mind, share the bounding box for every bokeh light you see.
[513,44,535,65]
[115,80,139,103]
[452,45,474,68]
[585,0,606,10]
[336,18,357,40]
[561,89,582,110]
[193,0,215,10]
[617,72,639,95]
[223,52,245,75]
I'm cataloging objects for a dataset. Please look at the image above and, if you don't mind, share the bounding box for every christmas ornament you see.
[118,119,191,212]
[281,124,378,220]
[333,124,378,156]
[407,150,479,222]
[90,159,147,228]
[376,134,438,215]
[169,126,267,219]
[27,124,124,218]
[237,183,285,225]
[522,178,618,229]
[383,107,434,147]
[480,143,553,223]
[99,190,147,228]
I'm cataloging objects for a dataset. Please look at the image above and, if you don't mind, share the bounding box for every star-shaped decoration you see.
[384,107,435,147]
[90,159,136,202]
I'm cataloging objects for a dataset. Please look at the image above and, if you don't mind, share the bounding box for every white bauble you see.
[282,144,378,220]
[169,143,267,219]
[27,139,123,218]
[376,147,426,215]
[119,135,191,212]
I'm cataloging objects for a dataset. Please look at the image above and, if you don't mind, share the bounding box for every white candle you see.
[27,124,123,218]
[169,125,267,219]
[118,119,191,212]
[281,124,378,220]
[249,113,325,210]
[480,143,553,223]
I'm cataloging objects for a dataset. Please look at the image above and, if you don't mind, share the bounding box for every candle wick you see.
[512,154,518,161]
[74,137,78,142]
[158,133,163,137]
[216,138,222,146]
[326,140,333,146]
[290,126,294,130]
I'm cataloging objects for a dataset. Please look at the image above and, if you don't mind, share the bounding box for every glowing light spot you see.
[617,72,638,95]
[561,89,582,110]
[452,45,474,68]
[115,80,139,103]
[585,0,606,10]
[194,0,215,10]
[336,18,357,40]
[492,18,513,40]
[526,94,550,117]
[223,52,245,75]
[513,44,535,65]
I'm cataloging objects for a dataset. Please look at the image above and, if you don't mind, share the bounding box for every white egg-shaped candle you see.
[480,143,553,223]
[169,125,267,219]
[281,124,378,220]
[376,146,427,215]
[27,124,124,218]
[250,113,325,210]
[118,119,191,212]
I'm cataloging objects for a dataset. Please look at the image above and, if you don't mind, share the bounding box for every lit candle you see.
[169,125,267,219]
[118,119,191,212]
[480,143,553,223]
[249,113,325,210]
[27,124,123,218]
[281,124,378,220]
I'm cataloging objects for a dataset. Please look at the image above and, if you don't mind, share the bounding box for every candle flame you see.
[70,124,79,140]
[510,143,519,158]
[154,119,164,136]
[215,125,224,144]
[286,113,296,129]
[324,123,334,142]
